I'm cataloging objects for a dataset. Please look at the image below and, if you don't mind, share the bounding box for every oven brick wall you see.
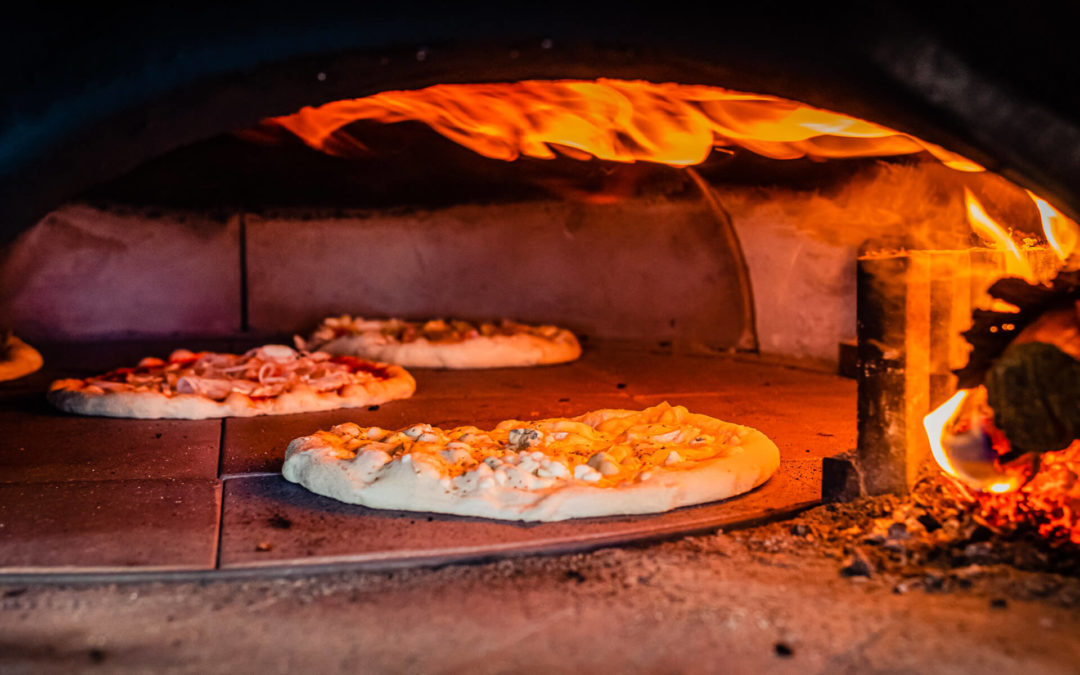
[245,199,747,346]
[0,204,241,340]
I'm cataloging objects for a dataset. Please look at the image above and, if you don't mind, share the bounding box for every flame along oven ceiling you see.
[3,2,1080,243]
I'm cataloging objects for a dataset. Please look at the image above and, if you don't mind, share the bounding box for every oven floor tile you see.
[408,357,625,399]
[0,479,221,572]
[218,458,819,570]
[0,393,222,483]
[221,392,636,475]
[586,347,856,399]
[630,390,856,461]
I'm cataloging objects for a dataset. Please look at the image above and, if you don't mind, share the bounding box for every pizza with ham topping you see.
[297,316,581,369]
[47,345,415,419]
[282,402,780,522]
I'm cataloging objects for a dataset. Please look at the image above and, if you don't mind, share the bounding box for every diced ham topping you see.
[79,345,391,398]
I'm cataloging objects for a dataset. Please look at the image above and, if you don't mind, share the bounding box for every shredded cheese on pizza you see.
[299,402,749,489]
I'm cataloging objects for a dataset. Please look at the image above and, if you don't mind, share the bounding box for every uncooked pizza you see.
[282,402,779,521]
[48,345,415,419]
[0,330,43,382]
[297,316,581,369]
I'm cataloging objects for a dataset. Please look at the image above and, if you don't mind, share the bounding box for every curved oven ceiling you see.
[1,3,1078,243]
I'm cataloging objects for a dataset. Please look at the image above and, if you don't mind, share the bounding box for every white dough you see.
[282,404,780,522]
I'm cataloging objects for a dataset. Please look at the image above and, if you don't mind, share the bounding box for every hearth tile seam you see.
[216,419,226,479]
[220,471,280,480]
[214,419,226,569]
[214,471,226,570]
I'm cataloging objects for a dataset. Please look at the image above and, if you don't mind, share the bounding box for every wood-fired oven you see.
[0,0,1076,586]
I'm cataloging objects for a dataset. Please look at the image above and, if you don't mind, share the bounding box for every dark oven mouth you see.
[0,3,1078,578]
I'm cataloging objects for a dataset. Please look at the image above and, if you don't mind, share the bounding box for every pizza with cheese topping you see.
[48,345,415,419]
[282,402,780,521]
[297,316,581,369]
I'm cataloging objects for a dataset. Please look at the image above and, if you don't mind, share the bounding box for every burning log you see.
[955,270,1080,457]
[925,270,1080,545]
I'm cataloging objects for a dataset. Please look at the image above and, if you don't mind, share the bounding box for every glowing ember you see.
[964,188,1037,282]
[258,79,984,170]
[975,441,1080,545]
[1028,190,1080,264]
[923,388,1027,494]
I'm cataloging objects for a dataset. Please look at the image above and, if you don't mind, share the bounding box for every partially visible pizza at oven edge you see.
[297,316,582,369]
[0,331,43,382]
[282,402,780,522]
[47,345,415,419]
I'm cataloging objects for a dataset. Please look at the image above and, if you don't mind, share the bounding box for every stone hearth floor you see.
[2,342,1078,671]
[0,340,854,576]
[1,507,1078,673]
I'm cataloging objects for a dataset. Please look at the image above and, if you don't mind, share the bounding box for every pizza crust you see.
[304,317,582,369]
[48,374,415,419]
[317,331,581,369]
[0,336,43,382]
[282,404,780,522]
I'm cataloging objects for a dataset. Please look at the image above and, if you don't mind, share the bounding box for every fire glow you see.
[977,441,1080,545]
[964,188,1037,283]
[1029,190,1080,263]
[922,389,1023,495]
[258,79,984,169]
[260,78,1080,265]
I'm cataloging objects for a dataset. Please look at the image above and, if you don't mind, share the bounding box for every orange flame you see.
[922,389,1025,494]
[260,79,985,170]
[924,390,970,479]
[1027,190,1080,263]
[964,188,1036,282]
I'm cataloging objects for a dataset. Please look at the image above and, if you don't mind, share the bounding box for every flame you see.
[260,79,985,170]
[1027,190,1080,263]
[964,188,1036,282]
[924,390,970,480]
[922,388,1027,494]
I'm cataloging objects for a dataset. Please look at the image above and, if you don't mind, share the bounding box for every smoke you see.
[716,159,976,251]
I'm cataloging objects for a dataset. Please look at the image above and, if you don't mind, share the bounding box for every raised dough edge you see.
[319,330,581,369]
[46,366,416,419]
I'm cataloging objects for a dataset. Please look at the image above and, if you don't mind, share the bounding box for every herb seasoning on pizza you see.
[48,345,415,419]
[282,402,779,522]
[297,316,581,369]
